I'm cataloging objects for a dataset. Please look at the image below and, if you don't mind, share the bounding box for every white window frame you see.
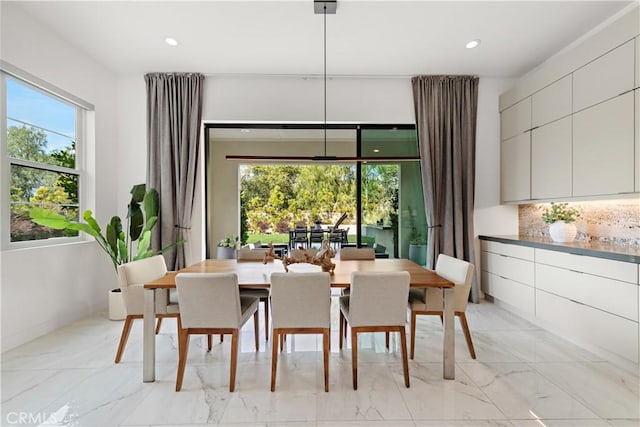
[1,61,94,249]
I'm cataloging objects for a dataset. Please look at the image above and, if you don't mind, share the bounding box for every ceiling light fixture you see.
[465,39,480,49]
[165,37,179,47]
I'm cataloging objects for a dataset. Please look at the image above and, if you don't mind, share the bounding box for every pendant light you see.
[312,0,337,161]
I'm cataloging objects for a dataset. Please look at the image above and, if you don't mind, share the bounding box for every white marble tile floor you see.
[2,300,638,426]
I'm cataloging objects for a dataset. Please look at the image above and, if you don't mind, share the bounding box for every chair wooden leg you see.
[280,333,284,352]
[254,310,260,351]
[439,314,444,324]
[207,334,212,351]
[410,310,417,360]
[115,315,135,363]
[343,316,347,338]
[351,329,358,390]
[155,317,163,334]
[220,334,224,342]
[399,327,410,388]
[175,328,189,392]
[271,330,279,392]
[323,329,330,392]
[263,298,270,341]
[229,330,239,392]
[339,311,344,350]
[385,332,390,349]
[459,312,476,359]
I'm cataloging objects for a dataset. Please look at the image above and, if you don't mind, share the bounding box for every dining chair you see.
[269,272,331,392]
[290,248,319,261]
[339,247,375,260]
[309,229,325,248]
[408,254,476,359]
[339,271,410,390]
[237,248,272,341]
[291,228,309,249]
[115,255,179,363]
[174,272,259,392]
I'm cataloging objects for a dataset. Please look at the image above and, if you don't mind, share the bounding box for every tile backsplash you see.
[519,199,640,247]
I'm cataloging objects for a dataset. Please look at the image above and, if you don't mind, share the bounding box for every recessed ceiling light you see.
[465,39,480,49]
[165,37,179,47]
[373,149,380,153]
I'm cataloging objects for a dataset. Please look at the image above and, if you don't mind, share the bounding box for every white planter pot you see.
[549,221,577,243]
[108,289,126,320]
[216,246,236,259]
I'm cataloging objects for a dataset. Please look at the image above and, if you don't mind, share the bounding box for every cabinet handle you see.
[499,254,509,258]
[498,275,509,280]
[618,89,634,96]
[568,269,585,274]
[529,126,540,131]
[569,298,586,306]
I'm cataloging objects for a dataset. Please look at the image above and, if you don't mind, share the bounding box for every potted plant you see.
[29,184,184,319]
[541,202,581,243]
[217,235,240,259]
[408,223,427,266]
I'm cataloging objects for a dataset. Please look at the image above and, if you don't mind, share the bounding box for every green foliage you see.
[30,184,184,271]
[218,235,239,248]
[541,202,581,224]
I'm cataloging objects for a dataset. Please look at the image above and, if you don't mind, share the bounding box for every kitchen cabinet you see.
[500,97,531,141]
[480,237,640,365]
[480,241,535,315]
[531,116,572,199]
[636,90,639,192]
[573,40,635,112]
[572,91,635,197]
[531,75,572,128]
[501,133,530,202]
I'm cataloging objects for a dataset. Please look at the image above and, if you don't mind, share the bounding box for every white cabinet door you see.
[501,133,531,202]
[482,271,535,315]
[536,290,639,363]
[501,98,531,141]
[531,116,572,199]
[573,92,635,197]
[532,75,572,128]
[536,263,638,321]
[481,240,534,261]
[573,40,635,112]
[482,252,535,287]
[636,90,639,192]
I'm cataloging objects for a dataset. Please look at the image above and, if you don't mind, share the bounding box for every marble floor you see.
[1,298,639,427]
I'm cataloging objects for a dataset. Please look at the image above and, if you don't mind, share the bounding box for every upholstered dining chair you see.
[339,271,410,390]
[408,254,476,360]
[269,272,331,392]
[115,255,179,363]
[237,248,271,341]
[290,248,318,261]
[174,272,259,392]
[339,247,375,261]
[339,247,376,317]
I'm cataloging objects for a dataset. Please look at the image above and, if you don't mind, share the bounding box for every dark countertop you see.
[479,235,640,264]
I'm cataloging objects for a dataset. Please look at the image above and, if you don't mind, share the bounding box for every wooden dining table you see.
[143,258,455,382]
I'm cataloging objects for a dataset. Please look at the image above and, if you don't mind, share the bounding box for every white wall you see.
[1,3,118,351]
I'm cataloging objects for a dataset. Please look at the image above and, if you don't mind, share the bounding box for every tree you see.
[7,126,52,200]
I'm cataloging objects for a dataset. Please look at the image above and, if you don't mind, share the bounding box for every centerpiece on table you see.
[541,202,581,243]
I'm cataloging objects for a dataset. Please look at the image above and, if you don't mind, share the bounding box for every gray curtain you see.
[411,75,480,302]
[145,72,204,270]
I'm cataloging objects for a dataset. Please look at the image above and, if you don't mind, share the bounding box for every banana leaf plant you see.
[29,184,184,271]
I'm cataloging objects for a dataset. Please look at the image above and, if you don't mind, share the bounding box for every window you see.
[2,70,86,244]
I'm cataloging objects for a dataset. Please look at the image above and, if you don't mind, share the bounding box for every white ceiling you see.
[9,0,634,78]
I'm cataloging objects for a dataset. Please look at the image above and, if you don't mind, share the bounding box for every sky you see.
[6,76,75,153]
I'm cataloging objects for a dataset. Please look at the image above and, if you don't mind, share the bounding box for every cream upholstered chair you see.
[269,272,331,392]
[237,248,271,341]
[339,247,375,260]
[339,271,410,390]
[115,255,178,363]
[174,272,259,392]
[339,247,375,315]
[289,248,318,261]
[408,254,476,359]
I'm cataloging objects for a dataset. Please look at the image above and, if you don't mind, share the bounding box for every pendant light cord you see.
[323,3,327,156]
